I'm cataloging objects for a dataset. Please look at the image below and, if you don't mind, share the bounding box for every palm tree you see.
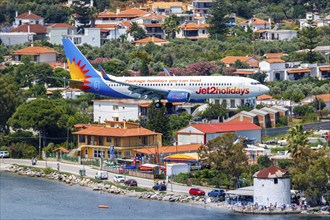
[287,125,310,160]
[161,14,180,39]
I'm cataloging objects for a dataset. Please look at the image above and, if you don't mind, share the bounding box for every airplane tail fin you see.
[62,38,100,90]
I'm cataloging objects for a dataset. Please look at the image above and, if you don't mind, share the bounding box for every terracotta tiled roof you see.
[257,94,273,100]
[240,18,270,25]
[253,166,289,178]
[95,24,117,29]
[119,8,149,16]
[255,30,266,33]
[247,61,259,68]
[320,67,330,71]
[48,23,75,29]
[10,24,47,34]
[120,21,132,27]
[152,2,183,8]
[264,58,285,63]
[221,56,254,64]
[142,14,165,20]
[135,144,202,155]
[73,126,160,137]
[315,94,330,102]
[179,23,209,30]
[287,69,311,73]
[97,11,117,18]
[12,46,58,55]
[179,122,261,134]
[16,12,43,20]
[232,70,255,75]
[265,53,284,59]
[134,37,168,44]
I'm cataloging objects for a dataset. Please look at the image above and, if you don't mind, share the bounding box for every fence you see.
[262,121,330,137]
[103,166,154,179]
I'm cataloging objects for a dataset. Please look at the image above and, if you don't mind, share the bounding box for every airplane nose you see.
[263,85,270,93]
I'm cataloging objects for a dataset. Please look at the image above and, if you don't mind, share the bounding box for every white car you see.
[95,171,108,180]
[113,174,125,183]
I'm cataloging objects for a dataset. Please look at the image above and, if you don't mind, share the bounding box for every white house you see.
[255,29,297,41]
[253,166,291,207]
[317,66,330,80]
[12,46,58,64]
[64,28,101,47]
[152,2,183,15]
[239,17,271,31]
[191,0,213,17]
[47,23,77,45]
[0,32,35,46]
[176,23,209,40]
[301,94,330,110]
[13,11,44,28]
[259,59,286,81]
[177,121,262,145]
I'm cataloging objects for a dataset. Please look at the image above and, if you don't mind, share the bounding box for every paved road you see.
[1,158,214,195]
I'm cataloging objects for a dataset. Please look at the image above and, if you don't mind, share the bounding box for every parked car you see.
[95,171,108,180]
[208,188,225,197]
[113,174,125,183]
[0,151,9,158]
[189,188,205,196]
[152,183,167,191]
[124,179,137,186]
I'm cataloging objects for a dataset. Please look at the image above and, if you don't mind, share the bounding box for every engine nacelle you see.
[167,91,190,102]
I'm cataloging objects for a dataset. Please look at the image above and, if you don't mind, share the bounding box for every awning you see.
[287,69,311,74]
[226,186,254,196]
[163,153,199,162]
[53,147,69,153]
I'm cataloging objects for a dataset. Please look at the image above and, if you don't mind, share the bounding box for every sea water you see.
[0,172,324,220]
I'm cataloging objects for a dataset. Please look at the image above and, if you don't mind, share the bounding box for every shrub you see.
[43,167,53,174]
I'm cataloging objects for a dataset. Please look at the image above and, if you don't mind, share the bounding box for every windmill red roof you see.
[253,166,289,178]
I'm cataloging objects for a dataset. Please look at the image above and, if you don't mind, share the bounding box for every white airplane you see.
[62,38,269,108]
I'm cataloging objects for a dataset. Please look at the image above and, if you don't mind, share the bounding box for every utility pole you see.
[39,131,41,159]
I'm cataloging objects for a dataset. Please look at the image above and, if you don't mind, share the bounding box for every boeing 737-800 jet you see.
[62,38,269,107]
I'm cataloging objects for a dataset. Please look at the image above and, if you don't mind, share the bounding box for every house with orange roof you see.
[177,121,262,144]
[137,14,166,39]
[286,68,313,80]
[152,2,183,15]
[10,24,47,41]
[239,17,271,31]
[73,120,162,160]
[317,65,330,80]
[255,29,297,41]
[177,23,209,40]
[13,10,44,28]
[12,46,58,64]
[301,93,330,110]
[133,36,169,46]
[259,58,286,81]
[95,8,149,24]
[264,53,285,59]
[220,56,259,68]
[47,23,77,45]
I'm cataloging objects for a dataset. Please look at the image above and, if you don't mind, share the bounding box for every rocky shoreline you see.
[2,163,329,216]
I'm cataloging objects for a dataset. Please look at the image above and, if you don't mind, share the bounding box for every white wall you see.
[0,33,34,46]
[48,28,77,45]
[39,53,57,64]
[93,101,140,122]
[254,178,291,206]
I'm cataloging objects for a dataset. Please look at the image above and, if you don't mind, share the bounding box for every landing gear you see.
[165,102,174,114]
[155,101,163,108]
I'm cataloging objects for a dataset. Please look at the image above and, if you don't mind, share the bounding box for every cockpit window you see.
[251,82,261,85]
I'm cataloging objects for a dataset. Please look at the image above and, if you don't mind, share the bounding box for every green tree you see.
[232,60,250,69]
[199,103,228,121]
[257,155,272,169]
[250,71,267,84]
[145,102,171,145]
[310,98,326,110]
[71,0,97,29]
[293,105,314,117]
[128,22,147,41]
[298,21,321,63]
[0,75,25,134]
[200,133,248,188]
[162,14,180,39]
[207,0,230,40]
[287,125,310,164]
[7,99,65,148]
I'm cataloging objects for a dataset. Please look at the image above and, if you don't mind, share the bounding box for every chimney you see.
[116,7,120,15]
[28,24,30,33]
[123,119,126,129]
[15,11,18,17]
[29,10,31,15]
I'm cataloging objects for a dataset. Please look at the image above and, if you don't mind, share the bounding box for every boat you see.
[98,205,109,209]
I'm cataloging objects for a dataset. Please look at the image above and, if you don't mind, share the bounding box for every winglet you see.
[163,67,171,76]
[98,65,111,81]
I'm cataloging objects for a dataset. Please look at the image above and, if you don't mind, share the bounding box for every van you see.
[0,151,9,158]
[95,171,108,180]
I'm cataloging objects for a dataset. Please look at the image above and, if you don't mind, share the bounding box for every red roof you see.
[180,122,261,134]
[253,166,289,178]
[12,46,58,55]
[10,24,47,34]
[134,36,168,44]
[73,126,160,137]
[48,23,75,29]
[16,11,43,20]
